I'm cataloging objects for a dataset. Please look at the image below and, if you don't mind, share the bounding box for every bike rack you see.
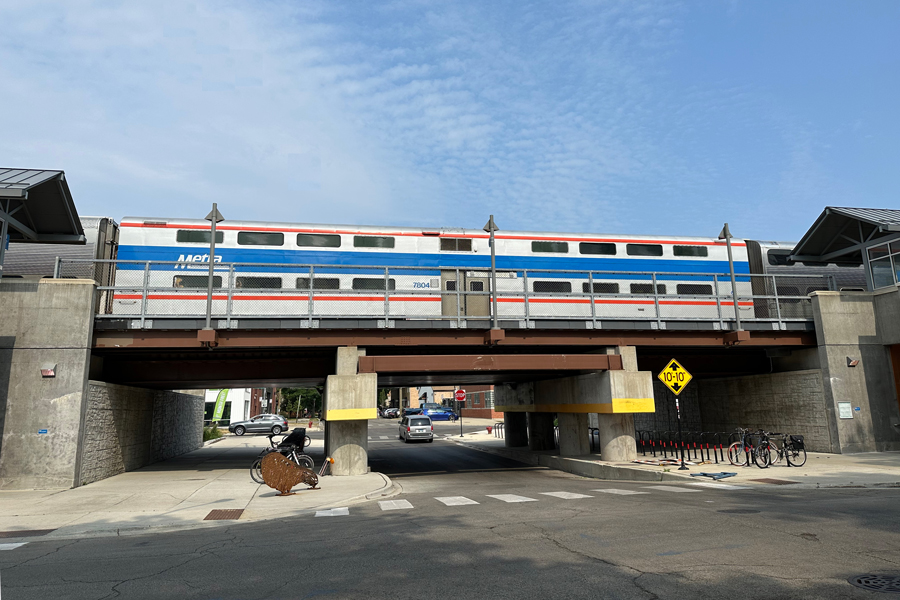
[494,422,505,438]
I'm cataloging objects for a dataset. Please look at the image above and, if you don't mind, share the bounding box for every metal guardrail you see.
[55,259,832,329]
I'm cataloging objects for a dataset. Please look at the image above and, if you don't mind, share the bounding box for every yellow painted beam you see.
[495,399,655,414]
[325,408,378,421]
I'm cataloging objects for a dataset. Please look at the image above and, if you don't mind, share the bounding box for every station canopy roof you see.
[789,207,900,265]
[0,168,85,244]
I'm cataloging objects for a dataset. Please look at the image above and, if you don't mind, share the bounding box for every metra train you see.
[110,217,865,321]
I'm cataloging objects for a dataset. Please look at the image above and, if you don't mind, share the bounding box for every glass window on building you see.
[869,244,895,289]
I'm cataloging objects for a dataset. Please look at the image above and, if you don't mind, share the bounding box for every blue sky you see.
[1,1,898,241]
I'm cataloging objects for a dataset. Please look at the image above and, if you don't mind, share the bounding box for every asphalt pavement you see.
[2,418,900,599]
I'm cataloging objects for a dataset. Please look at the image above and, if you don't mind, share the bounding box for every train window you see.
[446,281,457,291]
[440,238,473,252]
[296,234,341,248]
[626,244,663,257]
[532,241,568,253]
[673,246,708,257]
[296,277,340,290]
[579,242,616,255]
[582,282,619,294]
[676,284,713,295]
[767,250,792,266]
[173,275,222,288]
[352,278,396,291]
[237,232,284,246]
[470,281,484,292]
[235,276,281,289]
[176,230,223,244]
[630,283,666,294]
[533,281,572,293]
[354,236,395,249]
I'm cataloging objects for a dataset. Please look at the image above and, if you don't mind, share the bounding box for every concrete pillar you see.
[324,346,376,476]
[503,411,528,447]
[597,413,637,462]
[557,412,590,456]
[527,412,555,451]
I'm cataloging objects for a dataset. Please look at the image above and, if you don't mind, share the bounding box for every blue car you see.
[424,408,458,422]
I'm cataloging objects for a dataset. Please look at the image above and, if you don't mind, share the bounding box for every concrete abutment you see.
[323,347,376,476]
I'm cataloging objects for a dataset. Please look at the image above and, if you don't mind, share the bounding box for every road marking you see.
[379,499,414,511]
[642,486,702,493]
[688,482,749,490]
[315,507,349,517]
[379,436,389,439]
[435,496,480,506]
[591,489,649,495]
[540,492,593,500]
[0,543,28,550]
[486,494,538,503]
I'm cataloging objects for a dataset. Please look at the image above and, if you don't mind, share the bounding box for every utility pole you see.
[203,203,224,331]
[483,215,500,329]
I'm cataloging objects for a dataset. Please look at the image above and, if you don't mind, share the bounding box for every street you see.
[1,420,899,599]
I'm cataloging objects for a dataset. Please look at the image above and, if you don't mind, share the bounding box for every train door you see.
[440,271,491,318]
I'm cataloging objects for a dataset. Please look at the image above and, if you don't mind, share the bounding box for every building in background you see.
[459,385,500,419]
[203,388,257,425]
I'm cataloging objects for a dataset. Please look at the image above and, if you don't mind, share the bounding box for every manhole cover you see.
[204,509,244,521]
[717,509,760,514]
[848,574,900,593]
[751,478,799,485]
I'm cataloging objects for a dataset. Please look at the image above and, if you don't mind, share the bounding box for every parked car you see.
[399,415,434,443]
[228,414,290,436]
[402,407,423,416]
[382,407,400,418]
[424,408,458,422]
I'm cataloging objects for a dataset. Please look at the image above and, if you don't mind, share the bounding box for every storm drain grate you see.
[848,574,900,593]
[0,529,56,538]
[717,509,760,514]
[204,509,244,521]
[751,478,799,485]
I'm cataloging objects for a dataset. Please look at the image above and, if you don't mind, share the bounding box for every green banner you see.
[212,389,229,420]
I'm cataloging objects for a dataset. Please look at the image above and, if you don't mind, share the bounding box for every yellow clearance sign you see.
[657,359,692,395]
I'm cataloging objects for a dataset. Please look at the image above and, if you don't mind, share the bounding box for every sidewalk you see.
[447,428,900,489]
[0,435,395,542]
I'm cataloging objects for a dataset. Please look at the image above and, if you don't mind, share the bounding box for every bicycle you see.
[727,428,770,468]
[766,432,808,467]
[250,430,314,484]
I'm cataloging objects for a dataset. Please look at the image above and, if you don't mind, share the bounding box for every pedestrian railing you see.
[56,258,832,329]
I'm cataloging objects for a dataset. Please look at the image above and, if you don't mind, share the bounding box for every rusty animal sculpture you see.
[260,452,319,496]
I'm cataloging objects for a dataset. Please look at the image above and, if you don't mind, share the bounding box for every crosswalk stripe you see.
[379,436,389,439]
[315,507,349,517]
[688,482,749,490]
[435,496,480,506]
[486,494,538,503]
[540,491,593,499]
[591,489,649,495]
[642,485,702,493]
[379,499,414,511]
[0,543,28,550]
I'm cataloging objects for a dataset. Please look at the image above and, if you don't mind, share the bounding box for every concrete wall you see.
[80,382,204,485]
[0,279,96,490]
[696,370,833,453]
[813,291,900,452]
[633,381,702,433]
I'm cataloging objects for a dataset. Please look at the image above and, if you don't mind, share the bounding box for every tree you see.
[278,387,323,418]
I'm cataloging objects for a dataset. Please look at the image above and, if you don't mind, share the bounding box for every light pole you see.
[204,203,224,331]
[483,215,500,330]
[718,223,742,331]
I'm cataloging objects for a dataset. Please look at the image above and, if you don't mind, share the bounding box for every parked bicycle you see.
[727,428,770,468]
[250,428,314,484]
[764,432,808,467]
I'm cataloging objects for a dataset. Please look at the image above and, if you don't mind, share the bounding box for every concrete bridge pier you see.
[503,411,528,447]
[323,347,376,476]
[557,412,590,455]
[527,412,556,451]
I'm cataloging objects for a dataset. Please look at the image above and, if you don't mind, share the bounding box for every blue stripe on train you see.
[116,245,751,278]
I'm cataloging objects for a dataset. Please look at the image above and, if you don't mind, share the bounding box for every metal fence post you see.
[588,272,596,327]
[140,261,150,329]
[308,266,315,328]
[523,270,530,326]
[455,268,462,327]
[383,267,390,323]
[772,275,783,327]
[713,274,723,329]
[652,272,661,328]
[53,256,61,279]
[225,264,235,328]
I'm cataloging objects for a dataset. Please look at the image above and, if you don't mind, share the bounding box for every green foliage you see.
[203,425,224,442]
[278,387,323,417]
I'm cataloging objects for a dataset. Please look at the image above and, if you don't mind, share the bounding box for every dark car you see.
[402,407,423,416]
[228,414,289,436]
[382,408,400,419]
[424,407,458,421]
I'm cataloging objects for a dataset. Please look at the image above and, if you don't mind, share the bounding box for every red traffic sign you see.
[454,389,466,402]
